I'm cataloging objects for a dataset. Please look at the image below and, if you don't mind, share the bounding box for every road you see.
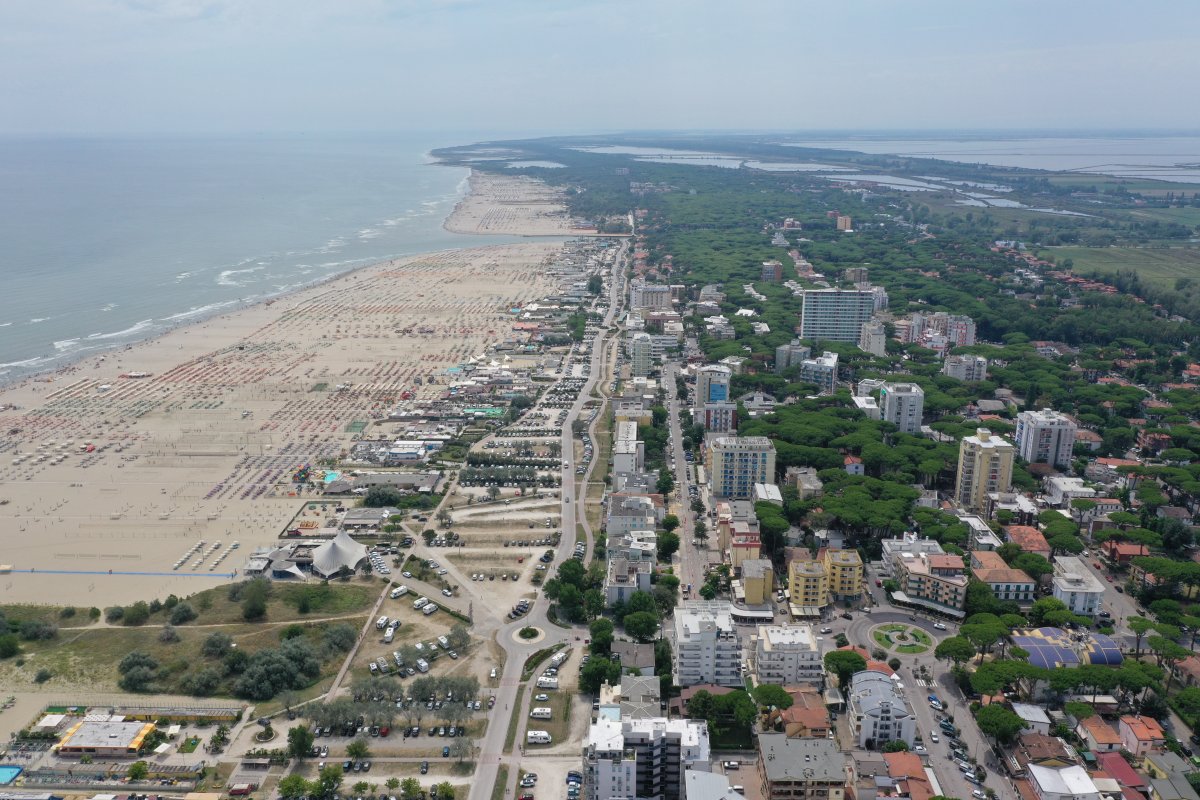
[662,362,706,596]
[467,240,626,800]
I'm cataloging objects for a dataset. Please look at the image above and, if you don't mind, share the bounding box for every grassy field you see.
[1038,245,1200,287]
[1042,174,1200,196]
[490,766,509,800]
[1129,206,1200,227]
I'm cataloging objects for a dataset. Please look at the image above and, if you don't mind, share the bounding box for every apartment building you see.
[848,671,917,749]
[673,602,742,688]
[629,280,672,311]
[775,339,812,374]
[1015,408,1078,469]
[753,625,823,686]
[824,548,864,603]
[943,354,988,382]
[891,548,968,618]
[858,318,888,357]
[612,421,644,477]
[1051,556,1104,617]
[880,382,925,435]
[695,364,737,433]
[585,716,710,800]
[629,332,654,377]
[955,428,1015,512]
[799,288,881,342]
[798,351,838,393]
[708,436,776,500]
[757,735,846,800]
[788,555,830,615]
[970,550,1036,606]
[762,260,784,282]
[879,534,945,577]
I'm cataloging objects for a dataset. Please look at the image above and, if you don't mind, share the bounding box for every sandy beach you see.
[444,170,587,236]
[0,174,573,607]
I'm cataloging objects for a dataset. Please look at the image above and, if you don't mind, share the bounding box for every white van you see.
[415,658,430,673]
[536,676,559,689]
[376,615,389,630]
[437,635,450,648]
[413,596,429,609]
[383,626,396,644]
[526,730,552,745]
[529,707,553,720]
[423,603,438,616]
[390,585,409,599]
[550,652,569,667]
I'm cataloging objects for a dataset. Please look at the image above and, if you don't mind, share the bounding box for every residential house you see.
[1119,715,1166,757]
[1011,703,1052,735]
[1102,540,1150,565]
[970,550,1037,606]
[1006,526,1052,560]
[1076,715,1122,753]
[1143,751,1200,800]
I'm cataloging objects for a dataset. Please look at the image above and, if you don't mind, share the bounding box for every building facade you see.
[673,602,742,687]
[880,383,925,435]
[858,319,888,357]
[1051,556,1104,617]
[775,339,812,374]
[799,289,880,342]
[708,436,777,500]
[585,716,710,800]
[798,351,838,393]
[824,548,864,603]
[943,354,988,382]
[629,332,654,377]
[955,428,1015,512]
[1015,408,1078,469]
[847,671,917,749]
[788,555,830,614]
[753,625,823,686]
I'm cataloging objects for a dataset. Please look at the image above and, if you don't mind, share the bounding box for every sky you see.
[2,0,1199,136]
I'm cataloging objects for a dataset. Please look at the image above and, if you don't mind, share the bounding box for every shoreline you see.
[0,170,579,607]
[0,169,574,394]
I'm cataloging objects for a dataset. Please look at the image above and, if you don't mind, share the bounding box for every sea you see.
[0,134,521,383]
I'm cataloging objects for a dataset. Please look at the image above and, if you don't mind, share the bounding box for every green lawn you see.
[1129,207,1200,227]
[1039,245,1200,287]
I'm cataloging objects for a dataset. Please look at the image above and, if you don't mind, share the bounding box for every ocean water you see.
[0,135,516,382]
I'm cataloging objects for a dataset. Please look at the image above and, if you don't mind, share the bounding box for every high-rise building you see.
[629,332,653,377]
[629,280,672,311]
[694,365,736,432]
[753,625,823,686]
[585,716,711,800]
[879,382,925,435]
[843,267,869,285]
[955,428,1015,512]
[787,556,829,612]
[775,339,811,374]
[857,318,887,357]
[943,354,988,382]
[798,351,838,393]
[824,548,863,602]
[673,602,742,687]
[708,436,776,499]
[799,288,882,342]
[1015,408,1078,468]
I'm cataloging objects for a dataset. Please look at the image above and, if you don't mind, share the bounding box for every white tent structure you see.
[311,530,368,578]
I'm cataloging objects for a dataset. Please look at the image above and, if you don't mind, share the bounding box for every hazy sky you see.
[3,0,1198,135]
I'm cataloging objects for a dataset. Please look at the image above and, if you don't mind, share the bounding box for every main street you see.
[662,362,706,596]
[467,239,627,800]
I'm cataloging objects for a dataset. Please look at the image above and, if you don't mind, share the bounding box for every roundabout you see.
[871,622,933,655]
[512,625,545,644]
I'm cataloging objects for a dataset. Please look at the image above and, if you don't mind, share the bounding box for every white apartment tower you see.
[673,601,742,687]
[707,436,776,500]
[858,318,888,357]
[1014,408,1078,469]
[880,382,925,435]
[943,354,988,382]
[799,288,882,342]
[629,332,653,377]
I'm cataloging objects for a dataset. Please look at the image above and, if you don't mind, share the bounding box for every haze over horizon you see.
[3,0,1199,137]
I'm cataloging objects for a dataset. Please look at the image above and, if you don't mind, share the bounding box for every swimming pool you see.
[0,766,23,785]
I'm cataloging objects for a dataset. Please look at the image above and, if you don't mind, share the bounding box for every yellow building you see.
[955,428,1015,512]
[740,559,774,605]
[823,548,864,603]
[788,556,829,615]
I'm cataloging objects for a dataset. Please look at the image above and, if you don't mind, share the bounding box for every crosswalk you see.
[915,678,934,688]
